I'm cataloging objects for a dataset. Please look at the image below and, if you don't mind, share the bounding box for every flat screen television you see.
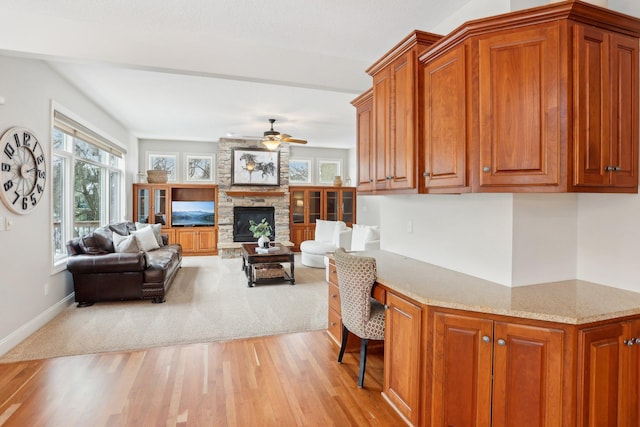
[171,201,215,227]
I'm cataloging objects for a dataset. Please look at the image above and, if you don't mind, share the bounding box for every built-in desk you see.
[330,250,640,426]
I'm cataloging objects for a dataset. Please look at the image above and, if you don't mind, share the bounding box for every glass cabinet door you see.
[291,190,305,224]
[342,190,354,225]
[136,187,150,224]
[325,190,339,221]
[154,188,168,226]
[308,190,322,223]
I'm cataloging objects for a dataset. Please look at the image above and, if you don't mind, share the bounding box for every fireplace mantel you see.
[225,191,286,198]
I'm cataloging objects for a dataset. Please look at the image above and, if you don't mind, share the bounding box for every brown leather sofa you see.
[66,221,182,307]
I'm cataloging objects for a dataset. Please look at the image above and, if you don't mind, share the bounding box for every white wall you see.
[0,55,135,355]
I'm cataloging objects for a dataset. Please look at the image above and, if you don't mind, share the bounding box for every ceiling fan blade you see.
[283,137,307,144]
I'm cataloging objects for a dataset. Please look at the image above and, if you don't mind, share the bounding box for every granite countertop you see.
[356,250,640,325]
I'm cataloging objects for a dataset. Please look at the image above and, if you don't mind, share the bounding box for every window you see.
[52,111,125,269]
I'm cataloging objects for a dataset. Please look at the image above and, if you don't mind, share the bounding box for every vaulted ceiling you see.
[0,0,638,148]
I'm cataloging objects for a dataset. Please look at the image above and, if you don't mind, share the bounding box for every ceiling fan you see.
[260,119,308,150]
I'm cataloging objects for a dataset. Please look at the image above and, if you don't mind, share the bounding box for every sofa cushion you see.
[113,233,140,253]
[351,224,380,251]
[109,221,135,236]
[79,232,111,255]
[135,222,164,247]
[131,226,161,252]
[144,244,182,284]
[315,219,336,243]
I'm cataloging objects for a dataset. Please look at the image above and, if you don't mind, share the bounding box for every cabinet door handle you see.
[483,166,491,173]
[423,171,430,178]
[482,335,491,343]
[330,322,337,327]
[331,293,338,299]
[624,338,635,347]
[497,339,506,346]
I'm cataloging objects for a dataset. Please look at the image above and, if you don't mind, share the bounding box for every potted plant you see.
[249,218,273,248]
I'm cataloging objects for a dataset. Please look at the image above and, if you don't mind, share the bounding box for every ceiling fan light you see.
[261,139,281,150]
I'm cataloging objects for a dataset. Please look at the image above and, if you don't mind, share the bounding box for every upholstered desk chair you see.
[334,247,385,388]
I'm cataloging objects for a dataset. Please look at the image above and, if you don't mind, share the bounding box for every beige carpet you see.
[0,255,328,363]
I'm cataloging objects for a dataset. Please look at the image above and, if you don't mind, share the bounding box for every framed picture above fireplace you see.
[231,148,280,186]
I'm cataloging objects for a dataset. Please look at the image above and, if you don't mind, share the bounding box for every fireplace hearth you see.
[234,206,275,242]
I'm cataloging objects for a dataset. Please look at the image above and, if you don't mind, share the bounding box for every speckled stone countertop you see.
[356,250,640,325]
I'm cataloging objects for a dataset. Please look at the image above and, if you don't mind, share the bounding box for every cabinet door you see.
[340,189,355,226]
[431,311,493,427]
[423,44,467,190]
[578,322,624,426]
[492,321,564,427]
[197,229,216,252]
[289,225,308,251]
[176,229,197,253]
[574,26,638,189]
[354,92,375,192]
[134,186,151,224]
[153,187,169,226]
[325,190,339,222]
[627,319,640,427]
[389,52,417,191]
[373,68,392,190]
[384,292,422,426]
[608,32,638,188]
[478,24,561,188]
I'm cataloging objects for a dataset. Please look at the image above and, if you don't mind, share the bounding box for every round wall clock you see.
[0,127,47,214]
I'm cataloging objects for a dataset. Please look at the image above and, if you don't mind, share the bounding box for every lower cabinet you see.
[384,291,423,426]
[175,227,217,255]
[577,318,640,426]
[430,309,566,427]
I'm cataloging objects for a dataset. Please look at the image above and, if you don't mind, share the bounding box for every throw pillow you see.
[135,222,164,247]
[315,219,335,243]
[351,224,369,251]
[131,225,160,252]
[109,222,131,236]
[112,233,140,253]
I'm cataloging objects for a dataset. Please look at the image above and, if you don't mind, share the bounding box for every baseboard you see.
[0,293,75,357]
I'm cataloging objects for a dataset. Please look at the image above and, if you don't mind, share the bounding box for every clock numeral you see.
[30,193,36,206]
[22,132,31,147]
[12,190,19,204]
[22,197,28,210]
[38,170,46,179]
[13,133,20,147]
[3,179,13,191]
[3,143,14,160]
[1,163,10,172]
[37,184,44,193]
[36,155,44,165]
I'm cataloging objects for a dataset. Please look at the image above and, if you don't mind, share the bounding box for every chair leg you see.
[358,338,369,388]
[338,324,349,363]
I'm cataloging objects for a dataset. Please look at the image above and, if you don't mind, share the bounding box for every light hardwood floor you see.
[0,331,404,426]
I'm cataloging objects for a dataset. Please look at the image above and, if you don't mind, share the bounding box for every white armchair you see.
[300,220,352,268]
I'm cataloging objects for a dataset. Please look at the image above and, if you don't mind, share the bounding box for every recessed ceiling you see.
[1,0,638,149]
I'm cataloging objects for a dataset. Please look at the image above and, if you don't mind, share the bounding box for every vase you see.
[258,235,270,248]
[333,176,343,187]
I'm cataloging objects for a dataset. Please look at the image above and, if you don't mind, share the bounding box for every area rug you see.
[0,255,328,362]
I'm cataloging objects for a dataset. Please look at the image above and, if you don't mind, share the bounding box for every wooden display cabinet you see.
[133,183,217,255]
[289,186,356,251]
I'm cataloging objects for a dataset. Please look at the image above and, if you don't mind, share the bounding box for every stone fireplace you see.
[216,138,291,258]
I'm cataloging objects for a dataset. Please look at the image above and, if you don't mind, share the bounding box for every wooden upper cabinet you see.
[422,43,469,192]
[478,23,562,189]
[573,25,639,191]
[352,90,374,192]
[363,30,442,194]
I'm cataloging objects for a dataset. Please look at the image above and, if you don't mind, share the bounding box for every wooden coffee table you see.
[241,243,295,287]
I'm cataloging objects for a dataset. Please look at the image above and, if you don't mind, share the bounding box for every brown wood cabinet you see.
[355,1,640,195]
[477,23,562,190]
[577,318,640,426]
[289,186,356,251]
[383,291,423,426]
[363,31,441,194]
[430,309,566,427]
[421,43,469,192]
[351,90,374,192]
[573,25,639,191]
[133,183,218,255]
